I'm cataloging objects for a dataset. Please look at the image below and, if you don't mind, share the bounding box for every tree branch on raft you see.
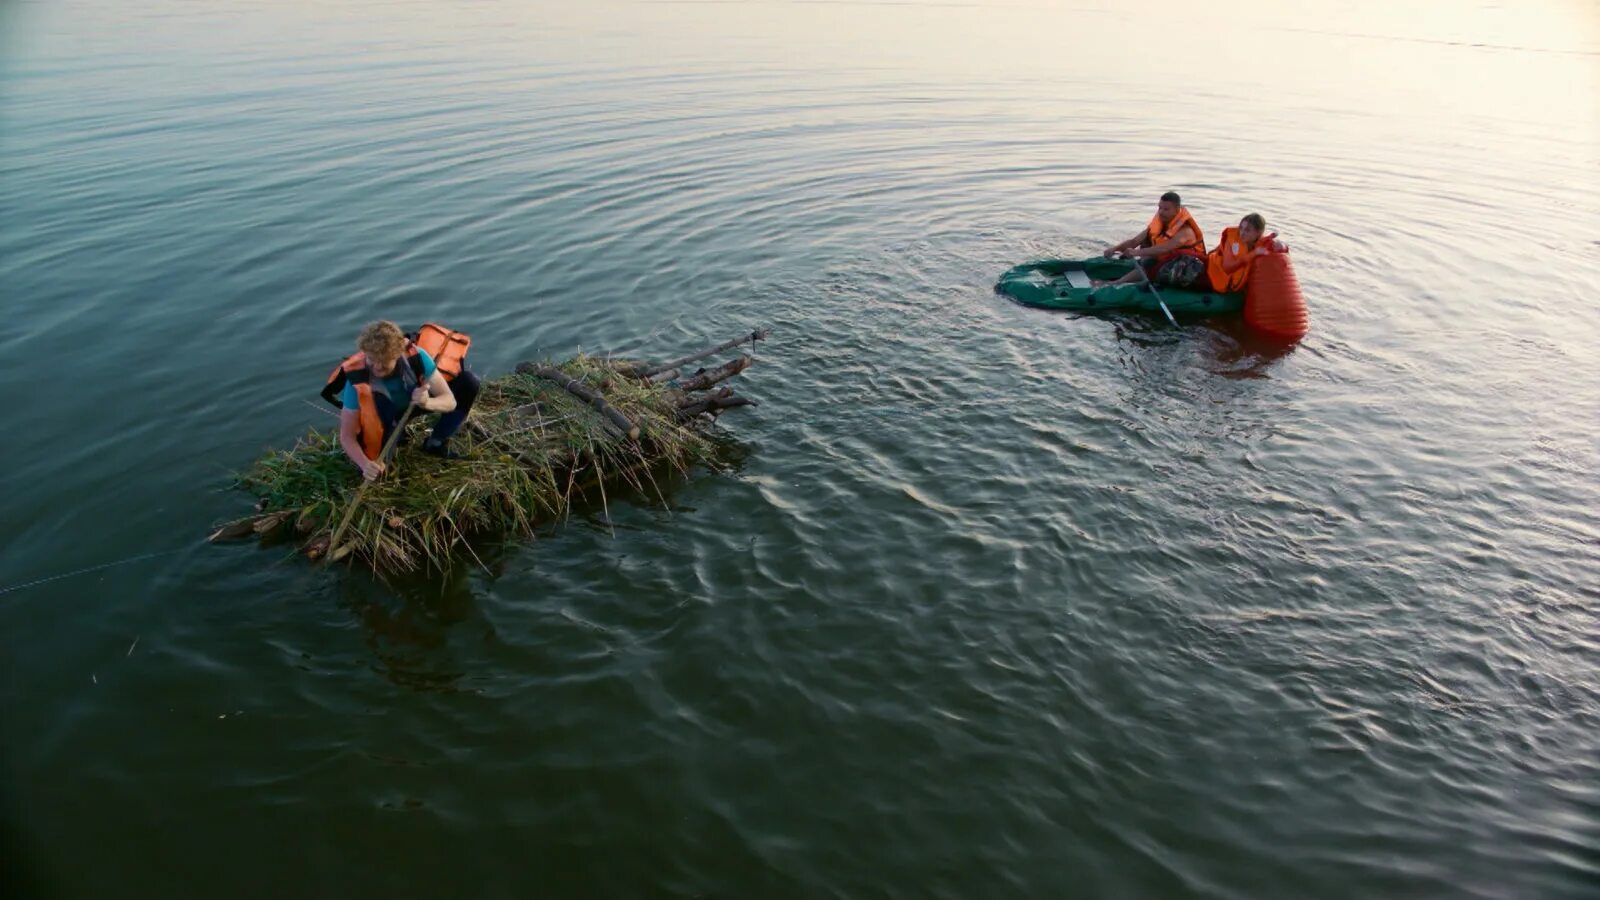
[516,362,641,440]
[675,388,757,420]
[631,329,768,378]
[677,355,752,392]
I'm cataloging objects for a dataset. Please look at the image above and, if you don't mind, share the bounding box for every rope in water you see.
[0,547,191,598]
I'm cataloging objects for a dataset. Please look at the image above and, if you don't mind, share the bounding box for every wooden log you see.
[706,395,755,417]
[676,390,757,420]
[516,362,641,440]
[252,510,293,536]
[634,329,768,378]
[646,367,679,385]
[677,355,752,393]
[208,516,264,543]
[679,386,734,410]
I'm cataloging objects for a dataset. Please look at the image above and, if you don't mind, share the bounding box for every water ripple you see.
[4,0,1599,896]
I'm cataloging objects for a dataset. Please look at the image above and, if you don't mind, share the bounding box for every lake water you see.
[3,0,1597,896]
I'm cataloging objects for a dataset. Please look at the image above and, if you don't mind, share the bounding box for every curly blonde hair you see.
[357,320,407,362]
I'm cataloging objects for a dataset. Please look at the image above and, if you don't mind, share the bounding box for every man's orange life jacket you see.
[1205,226,1256,293]
[411,322,470,380]
[1147,207,1205,261]
[319,323,472,461]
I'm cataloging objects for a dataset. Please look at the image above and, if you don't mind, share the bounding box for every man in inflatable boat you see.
[1095,191,1286,291]
[321,320,480,481]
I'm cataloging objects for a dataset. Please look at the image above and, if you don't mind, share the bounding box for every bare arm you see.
[410,371,456,414]
[1221,235,1256,274]
[1104,229,1152,257]
[1224,233,1285,272]
[1251,232,1285,257]
[1124,225,1194,259]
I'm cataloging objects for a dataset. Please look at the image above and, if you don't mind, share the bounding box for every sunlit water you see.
[3,1,1598,896]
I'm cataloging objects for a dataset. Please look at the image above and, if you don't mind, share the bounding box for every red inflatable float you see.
[1244,244,1309,343]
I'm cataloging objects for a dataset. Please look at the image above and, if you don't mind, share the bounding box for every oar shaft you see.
[1127,254,1180,327]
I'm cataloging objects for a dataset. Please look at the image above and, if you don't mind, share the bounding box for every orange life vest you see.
[1147,207,1205,261]
[1205,226,1256,293]
[411,322,471,380]
[319,323,472,461]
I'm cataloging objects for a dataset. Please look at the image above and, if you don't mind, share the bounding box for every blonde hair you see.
[357,320,407,361]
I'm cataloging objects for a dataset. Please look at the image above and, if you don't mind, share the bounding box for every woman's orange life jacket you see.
[319,323,472,461]
[1206,226,1256,293]
[1147,207,1205,261]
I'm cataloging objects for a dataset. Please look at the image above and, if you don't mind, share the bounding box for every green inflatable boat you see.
[995,258,1244,315]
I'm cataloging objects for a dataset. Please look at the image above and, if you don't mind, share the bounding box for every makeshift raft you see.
[210,329,768,571]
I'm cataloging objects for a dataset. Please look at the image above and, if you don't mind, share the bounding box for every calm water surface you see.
[3,1,1598,896]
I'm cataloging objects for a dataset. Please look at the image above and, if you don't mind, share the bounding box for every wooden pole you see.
[677,355,752,393]
[676,390,756,419]
[636,329,767,378]
[325,400,420,562]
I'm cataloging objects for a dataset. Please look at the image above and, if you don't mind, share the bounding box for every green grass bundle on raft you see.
[228,355,721,571]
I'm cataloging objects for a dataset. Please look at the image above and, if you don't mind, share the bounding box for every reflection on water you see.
[345,567,476,692]
[2,0,1598,897]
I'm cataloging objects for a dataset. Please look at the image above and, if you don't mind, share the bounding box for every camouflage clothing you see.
[1154,252,1206,289]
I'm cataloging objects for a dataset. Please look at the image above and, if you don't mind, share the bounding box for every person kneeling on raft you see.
[1095,190,1207,289]
[337,320,480,481]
